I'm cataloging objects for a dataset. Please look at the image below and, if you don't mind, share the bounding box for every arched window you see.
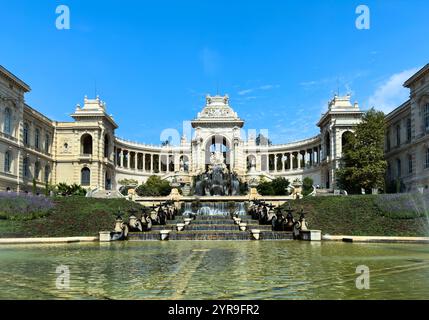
[34,162,41,180]
[35,128,40,149]
[342,131,354,155]
[44,165,50,183]
[23,123,30,145]
[4,108,12,135]
[105,171,112,190]
[81,134,93,155]
[104,135,109,158]
[23,157,29,178]
[325,132,331,157]
[81,167,91,186]
[247,155,256,172]
[4,151,11,173]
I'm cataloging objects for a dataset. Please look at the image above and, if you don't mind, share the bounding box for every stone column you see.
[119,149,123,167]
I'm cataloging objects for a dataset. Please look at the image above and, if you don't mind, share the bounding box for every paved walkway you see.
[0,237,98,245]
[323,235,429,244]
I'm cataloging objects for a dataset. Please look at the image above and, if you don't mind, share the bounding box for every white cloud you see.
[367,67,420,113]
[238,89,254,96]
[237,84,279,96]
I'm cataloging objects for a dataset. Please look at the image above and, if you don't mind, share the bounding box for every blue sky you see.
[1,0,428,144]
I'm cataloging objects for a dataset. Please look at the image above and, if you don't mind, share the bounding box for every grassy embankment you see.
[0,192,428,238]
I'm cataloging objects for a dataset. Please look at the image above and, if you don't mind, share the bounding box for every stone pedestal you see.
[300,230,322,241]
[99,231,112,242]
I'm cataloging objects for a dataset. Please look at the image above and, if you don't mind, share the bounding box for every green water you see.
[0,241,428,300]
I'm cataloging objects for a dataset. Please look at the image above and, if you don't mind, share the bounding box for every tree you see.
[256,177,290,196]
[271,178,290,195]
[161,140,171,147]
[256,180,274,196]
[336,108,387,194]
[136,176,172,197]
[302,177,314,196]
[56,183,87,196]
[256,134,272,146]
[118,179,138,186]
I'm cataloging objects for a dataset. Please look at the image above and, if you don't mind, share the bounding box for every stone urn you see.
[160,230,171,241]
[234,218,242,225]
[239,223,247,231]
[176,223,185,232]
[251,229,261,240]
[184,218,193,226]
[292,179,303,199]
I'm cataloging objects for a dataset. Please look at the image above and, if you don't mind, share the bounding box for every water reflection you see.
[0,241,428,300]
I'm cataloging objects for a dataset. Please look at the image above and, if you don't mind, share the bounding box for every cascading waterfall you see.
[183,203,193,216]
[184,202,247,216]
[234,202,246,216]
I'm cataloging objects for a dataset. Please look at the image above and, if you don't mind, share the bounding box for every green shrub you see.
[136,176,172,197]
[302,177,314,196]
[56,183,87,196]
[257,178,290,196]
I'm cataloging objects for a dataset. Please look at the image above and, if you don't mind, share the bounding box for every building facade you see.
[385,64,429,193]
[1,64,428,194]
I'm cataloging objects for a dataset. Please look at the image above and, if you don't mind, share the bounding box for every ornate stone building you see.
[1,64,428,194]
[385,64,429,192]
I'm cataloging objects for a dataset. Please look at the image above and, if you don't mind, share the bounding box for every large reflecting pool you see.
[0,241,428,300]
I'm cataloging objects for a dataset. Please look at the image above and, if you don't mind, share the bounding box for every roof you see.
[404,64,429,88]
[0,65,31,92]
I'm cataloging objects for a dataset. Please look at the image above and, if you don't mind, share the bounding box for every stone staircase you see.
[89,189,125,199]
[128,214,293,241]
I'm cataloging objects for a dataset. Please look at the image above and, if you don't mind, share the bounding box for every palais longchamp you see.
[1,64,429,195]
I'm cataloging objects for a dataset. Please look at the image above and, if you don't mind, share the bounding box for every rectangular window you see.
[425,104,429,131]
[23,158,29,178]
[396,124,401,146]
[45,134,50,153]
[426,149,429,169]
[386,129,391,151]
[408,155,413,174]
[397,158,402,178]
[35,129,40,149]
[406,118,412,142]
